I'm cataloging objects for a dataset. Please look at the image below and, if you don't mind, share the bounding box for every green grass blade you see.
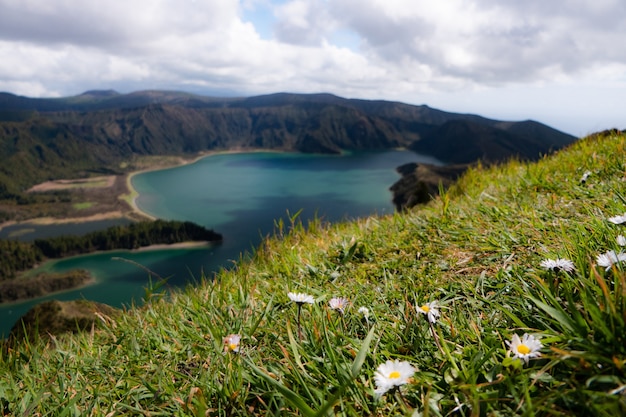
[246,359,316,417]
[351,325,376,378]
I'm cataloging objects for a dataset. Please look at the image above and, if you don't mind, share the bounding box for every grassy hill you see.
[1,131,624,416]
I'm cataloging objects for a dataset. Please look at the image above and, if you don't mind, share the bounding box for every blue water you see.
[0,150,441,336]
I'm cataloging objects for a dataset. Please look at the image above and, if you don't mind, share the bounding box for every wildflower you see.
[540,258,575,273]
[608,213,626,225]
[617,235,626,246]
[596,250,626,271]
[506,333,542,365]
[328,297,349,314]
[373,360,416,397]
[417,300,440,323]
[358,306,370,325]
[223,334,241,353]
[288,292,315,305]
[288,291,314,340]
[580,170,591,183]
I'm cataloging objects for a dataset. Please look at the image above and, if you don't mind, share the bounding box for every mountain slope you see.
[1,131,623,416]
[0,91,576,196]
[410,119,568,164]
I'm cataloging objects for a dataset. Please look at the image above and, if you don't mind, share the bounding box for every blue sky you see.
[1,0,625,136]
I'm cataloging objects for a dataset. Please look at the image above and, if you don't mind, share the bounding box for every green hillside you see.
[1,131,624,416]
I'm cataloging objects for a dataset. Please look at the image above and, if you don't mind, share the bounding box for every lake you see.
[0,150,442,336]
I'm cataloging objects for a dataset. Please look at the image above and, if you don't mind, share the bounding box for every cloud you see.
[273,0,334,45]
[324,0,626,84]
[0,0,624,135]
[1,0,624,93]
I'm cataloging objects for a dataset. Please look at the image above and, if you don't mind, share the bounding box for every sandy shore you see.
[122,150,221,221]
[123,148,286,221]
[132,241,212,251]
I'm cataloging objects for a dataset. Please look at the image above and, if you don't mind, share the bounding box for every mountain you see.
[410,119,574,164]
[0,90,577,197]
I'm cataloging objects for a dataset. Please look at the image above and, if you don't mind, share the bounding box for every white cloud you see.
[0,0,624,135]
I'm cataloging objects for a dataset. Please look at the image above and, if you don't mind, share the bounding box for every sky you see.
[1,0,625,137]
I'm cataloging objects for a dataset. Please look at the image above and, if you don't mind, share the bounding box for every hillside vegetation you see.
[1,131,624,416]
[0,91,574,196]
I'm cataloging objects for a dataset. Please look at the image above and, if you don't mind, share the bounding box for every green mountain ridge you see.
[0,90,576,199]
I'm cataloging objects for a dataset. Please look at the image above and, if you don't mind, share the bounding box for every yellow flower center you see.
[420,305,430,312]
[517,344,531,355]
[388,371,401,379]
[229,343,238,351]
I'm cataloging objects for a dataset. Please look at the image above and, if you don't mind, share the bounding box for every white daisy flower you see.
[540,258,576,273]
[617,235,626,246]
[580,171,591,183]
[506,333,542,365]
[288,292,315,305]
[328,297,349,314]
[596,250,626,271]
[223,334,241,353]
[417,300,440,323]
[373,360,416,397]
[608,213,626,225]
[289,292,314,340]
[358,306,370,318]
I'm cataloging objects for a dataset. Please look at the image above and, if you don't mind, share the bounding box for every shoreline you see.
[0,148,287,231]
[0,275,97,307]
[1,147,401,231]
[131,241,214,252]
[123,147,289,221]
[0,240,214,307]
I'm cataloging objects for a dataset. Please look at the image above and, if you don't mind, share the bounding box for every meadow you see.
[0,131,624,416]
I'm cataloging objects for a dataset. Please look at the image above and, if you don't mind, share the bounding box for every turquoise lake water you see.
[0,150,441,336]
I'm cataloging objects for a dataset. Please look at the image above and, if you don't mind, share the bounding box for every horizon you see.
[2,1,626,137]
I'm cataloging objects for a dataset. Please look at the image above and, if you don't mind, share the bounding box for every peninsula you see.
[0,218,222,304]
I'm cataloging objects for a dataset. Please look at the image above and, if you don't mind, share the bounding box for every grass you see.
[72,202,94,210]
[1,132,625,416]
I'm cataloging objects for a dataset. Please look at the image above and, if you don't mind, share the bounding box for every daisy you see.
[223,334,241,353]
[328,297,349,314]
[288,292,315,305]
[608,213,626,225]
[358,306,370,325]
[417,300,440,323]
[540,258,576,273]
[580,171,591,183]
[373,360,416,397]
[617,235,626,246]
[288,291,314,340]
[596,250,626,271]
[506,333,542,365]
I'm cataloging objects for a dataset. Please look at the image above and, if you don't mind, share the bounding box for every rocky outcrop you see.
[390,163,470,211]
